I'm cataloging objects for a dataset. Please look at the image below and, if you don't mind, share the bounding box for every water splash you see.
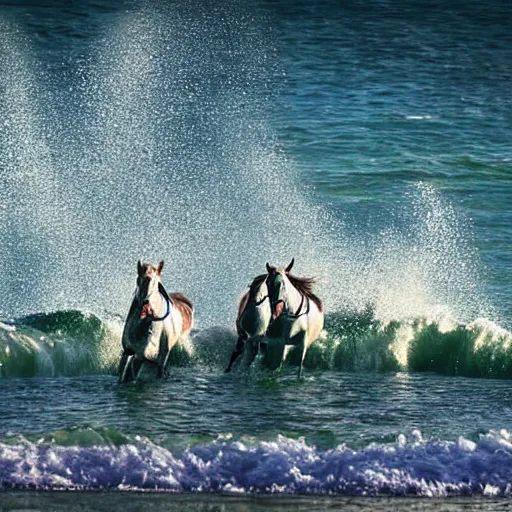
[0,20,81,314]
[0,311,120,378]
[0,2,496,333]
[2,309,511,379]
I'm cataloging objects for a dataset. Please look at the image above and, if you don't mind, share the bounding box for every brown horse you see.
[119,260,193,382]
[225,272,272,372]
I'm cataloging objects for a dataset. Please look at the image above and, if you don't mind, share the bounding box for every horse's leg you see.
[259,338,268,362]
[297,333,309,380]
[132,356,144,380]
[118,353,128,382]
[254,335,267,365]
[244,336,261,369]
[159,336,178,378]
[262,337,284,371]
[225,333,247,373]
[119,353,134,383]
[158,349,169,379]
[281,344,293,369]
[284,329,308,379]
[298,343,307,380]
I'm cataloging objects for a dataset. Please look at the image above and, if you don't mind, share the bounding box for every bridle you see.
[247,279,269,307]
[139,279,172,322]
[148,293,171,321]
[288,293,310,319]
[266,273,310,321]
[254,294,269,307]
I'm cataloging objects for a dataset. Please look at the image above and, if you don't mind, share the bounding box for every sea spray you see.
[408,318,512,378]
[0,4,496,334]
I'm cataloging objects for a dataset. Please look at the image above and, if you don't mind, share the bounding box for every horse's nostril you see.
[143,299,149,305]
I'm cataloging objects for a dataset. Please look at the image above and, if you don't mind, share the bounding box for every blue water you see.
[270,0,511,321]
[0,0,511,499]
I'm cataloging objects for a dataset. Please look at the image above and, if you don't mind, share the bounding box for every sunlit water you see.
[0,0,511,499]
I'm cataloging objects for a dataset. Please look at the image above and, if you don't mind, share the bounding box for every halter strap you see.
[288,294,310,319]
[266,273,310,320]
[269,294,310,322]
[150,293,171,321]
[254,294,269,306]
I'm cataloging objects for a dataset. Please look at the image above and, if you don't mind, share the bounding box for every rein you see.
[247,280,269,307]
[269,290,310,321]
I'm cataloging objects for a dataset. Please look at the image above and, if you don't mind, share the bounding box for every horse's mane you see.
[249,274,267,295]
[237,274,267,319]
[287,273,324,312]
[243,272,323,311]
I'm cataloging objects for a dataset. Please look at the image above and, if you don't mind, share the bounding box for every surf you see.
[1,428,512,496]
[1,307,511,380]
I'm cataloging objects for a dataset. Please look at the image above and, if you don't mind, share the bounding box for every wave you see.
[1,308,511,379]
[1,429,512,495]
[0,310,121,378]
[308,309,512,378]
[0,310,234,378]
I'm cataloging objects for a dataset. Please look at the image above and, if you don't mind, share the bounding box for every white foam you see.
[2,431,512,495]
[405,115,433,120]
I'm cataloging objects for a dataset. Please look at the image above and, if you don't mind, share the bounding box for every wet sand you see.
[1,492,511,512]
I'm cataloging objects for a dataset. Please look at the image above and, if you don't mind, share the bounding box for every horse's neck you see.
[153,292,168,316]
[127,296,140,320]
[283,276,303,312]
[253,282,268,305]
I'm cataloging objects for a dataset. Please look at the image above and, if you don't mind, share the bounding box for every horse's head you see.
[265,258,294,320]
[136,260,170,320]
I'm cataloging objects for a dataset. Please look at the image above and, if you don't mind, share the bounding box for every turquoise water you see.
[0,0,511,498]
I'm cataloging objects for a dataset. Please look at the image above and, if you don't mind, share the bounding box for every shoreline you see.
[1,491,511,512]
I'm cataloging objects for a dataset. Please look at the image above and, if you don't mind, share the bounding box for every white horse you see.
[119,260,193,382]
[264,258,324,378]
[225,273,271,372]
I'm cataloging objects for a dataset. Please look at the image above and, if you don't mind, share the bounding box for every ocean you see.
[0,0,511,508]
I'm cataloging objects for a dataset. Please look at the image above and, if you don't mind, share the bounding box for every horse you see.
[119,260,194,382]
[264,258,324,378]
[224,273,271,373]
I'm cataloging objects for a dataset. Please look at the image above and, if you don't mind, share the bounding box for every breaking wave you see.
[1,308,511,379]
[1,429,512,496]
[308,310,512,378]
[0,310,121,378]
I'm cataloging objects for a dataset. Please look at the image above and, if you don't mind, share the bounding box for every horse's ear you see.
[157,260,164,275]
[285,258,295,273]
[137,260,144,276]
[266,262,271,273]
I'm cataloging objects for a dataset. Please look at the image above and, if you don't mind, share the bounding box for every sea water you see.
[0,0,511,504]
